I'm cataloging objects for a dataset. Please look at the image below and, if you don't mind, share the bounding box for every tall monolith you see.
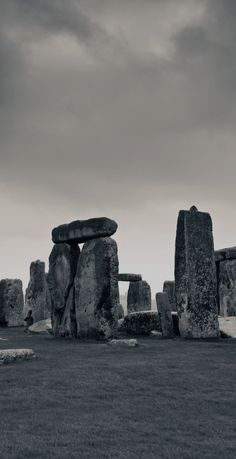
[24,260,51,322]
[47,243,80,337]
[75,237,119,339]
[0,279,24,326]
[175,206,219,338]
[127,280,151,314]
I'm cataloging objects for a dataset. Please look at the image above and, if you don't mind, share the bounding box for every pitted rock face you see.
[118,273,142,282]
[215,246,236,263]
[175,208,219,338]
[52,217,118,244]
[24,260,51,322]
[127,280,151,314]
[0,279,24,327]
[156,292,174,338]
[47,243,80,337]
[75,237,119,339]
[121,311,161,336]
[218,260,236,317]
[163,281,176,312]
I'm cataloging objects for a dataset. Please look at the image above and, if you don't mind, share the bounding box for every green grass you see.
[0,328,236,459]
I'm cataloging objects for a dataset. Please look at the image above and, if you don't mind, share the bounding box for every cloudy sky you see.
[1,0,236,296]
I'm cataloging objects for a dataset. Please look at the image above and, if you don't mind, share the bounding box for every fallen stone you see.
[156,292,175,338]
[108,339,138,347]
[150,330,162,337]
[75,237,120,339]
[163,280,176,311]
[175,206,219,338]
[218,260,236,317]
[0,349,36,365]
[0,279,24,327]
[47,243,80,337]
[118,273,142,282]
[24,260,51,323]
[52,217,118,244]
[29,319,52,334]
[215,247,236,262]
[218,316,236,338]
[127,280,151,314]
[121,311,161,336]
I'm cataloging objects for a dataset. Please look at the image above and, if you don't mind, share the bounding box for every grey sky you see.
[1,0,236,295]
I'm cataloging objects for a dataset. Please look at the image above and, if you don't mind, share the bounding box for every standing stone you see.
[218,260,236,316]
[52,217,118,244]
[24,260,51,323]
[47,244,80,337]
[156,292,174,338]
[163,281,176,311]
[175,206,219,338]
[75,237,119,339]
[0,279,24,327]
[127,280,151,314]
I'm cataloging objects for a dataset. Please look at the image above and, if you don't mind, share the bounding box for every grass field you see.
[0,328,236,459]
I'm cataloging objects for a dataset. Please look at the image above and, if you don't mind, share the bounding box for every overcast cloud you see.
[1,0,236,296]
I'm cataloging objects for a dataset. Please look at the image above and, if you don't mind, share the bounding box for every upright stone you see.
[24,260,51,322]
[218,260,236,316]
[0,279,24,326]
[75,237,119,339]
[175,206,219,338]
[47,244,80,337]
[156,292,174,338]
[163,281,176,311]
[127,280,151,314]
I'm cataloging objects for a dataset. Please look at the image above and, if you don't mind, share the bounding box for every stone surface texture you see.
[163,281,176,311]
[47,243,80,337]
[52,217,118,244]
[0,349,36,365]
[108,339,138,347]
[156,292,175,338]
[24,260,51,323]
[0,279,24,327]
[75,237,119,339]
[127,280,151,314]
[175,207,219,338]
[218,316,236,338]
[118,273,142,282]
[218,260,236,316]
[29,319,52,334]
[121,311,161,336]
[215,246,236,263]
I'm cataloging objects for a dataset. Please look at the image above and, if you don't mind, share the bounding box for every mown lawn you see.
[0,328,236,459]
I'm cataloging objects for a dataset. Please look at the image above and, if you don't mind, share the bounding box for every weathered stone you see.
[0,279,24,327]
[108,339,138,347]
[52,217,118,244]
[175,206,219,338]
[163,281,176,311]
[218,317,236,338]
[47,243,80,337]
[127,280,151,313]
[75,237,119,339]
[24,260,51,323]
[156,292,175,338]
[218,260,236,316]
[118,273,142,282]
[0,349,36,365]
[29,319,52,334]
[215,246,236,263]
[121,311,161,336]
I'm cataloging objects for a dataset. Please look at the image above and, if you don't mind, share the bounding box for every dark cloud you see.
[1,0,236,293]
